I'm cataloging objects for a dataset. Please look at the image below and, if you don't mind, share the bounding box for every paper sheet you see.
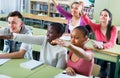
[0,74,11,78]
[20,60,43,70]
[54,71,89,78]
[0,59,10,66]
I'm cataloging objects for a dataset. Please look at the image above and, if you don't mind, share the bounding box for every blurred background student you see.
[52,0,86,34]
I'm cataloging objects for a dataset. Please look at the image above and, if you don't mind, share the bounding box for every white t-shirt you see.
[13,34,68,69]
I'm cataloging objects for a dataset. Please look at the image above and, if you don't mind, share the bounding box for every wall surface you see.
[93,0,120,26]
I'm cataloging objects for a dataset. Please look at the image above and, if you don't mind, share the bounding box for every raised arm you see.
[51,39,93,61]
[52,0,72,19]
[82,14,99,31]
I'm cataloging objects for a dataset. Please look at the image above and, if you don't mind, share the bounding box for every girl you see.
[51,26,94,76]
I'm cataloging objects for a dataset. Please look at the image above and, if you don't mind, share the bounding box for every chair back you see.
[91,64,101,76]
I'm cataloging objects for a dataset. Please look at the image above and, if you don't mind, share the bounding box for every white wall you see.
[93,0,120,26]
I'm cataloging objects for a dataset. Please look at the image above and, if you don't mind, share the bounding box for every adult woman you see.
[52,0,86,34]
[82,9,118,78]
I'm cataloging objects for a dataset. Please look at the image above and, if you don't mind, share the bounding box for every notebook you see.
[0,74,11,78]
[0,59,10,66]
[20,60,43,70]
[54,71,89,78]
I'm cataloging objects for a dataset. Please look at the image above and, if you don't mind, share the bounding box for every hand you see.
[66,67,76,76]
[92,41,103,49]
[51,39,70,47]
[0,28,13,39]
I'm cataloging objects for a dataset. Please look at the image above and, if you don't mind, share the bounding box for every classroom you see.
[0,0,120,78]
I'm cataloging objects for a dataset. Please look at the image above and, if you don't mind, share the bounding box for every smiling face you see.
[8,16,23,33]
[47,26,61,43]
[100,10,111,24]
[71,2,83,17]
[70,28,87,47]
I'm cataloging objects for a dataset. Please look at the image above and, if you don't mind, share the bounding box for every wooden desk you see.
[23,14,67,24]
[85,40,120,78]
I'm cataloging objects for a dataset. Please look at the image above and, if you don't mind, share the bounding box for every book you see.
[20,60,43,70]
[0,74,11,78]
[54,71,89,78]
[0,59,10,66]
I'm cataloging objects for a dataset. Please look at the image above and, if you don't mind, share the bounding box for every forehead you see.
[48,26,56,31]
[71,3,80,7]
[101,11,109,15]
[8,16,21,22]
[72,29,84,36]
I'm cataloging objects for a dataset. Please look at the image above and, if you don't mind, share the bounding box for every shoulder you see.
[21,26,32,34]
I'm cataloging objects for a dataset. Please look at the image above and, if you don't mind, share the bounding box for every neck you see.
[101,23,107,29]
[73,15,81,19]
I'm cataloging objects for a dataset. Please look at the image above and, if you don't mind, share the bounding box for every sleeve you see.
[82,14,99,31]
[103,26,118,49]
[56,4,72,19]
[13,33,45,45]
[56,48,68,69]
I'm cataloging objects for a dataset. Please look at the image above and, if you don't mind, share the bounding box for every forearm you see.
[0,50,25,59]
[68,44,92,61]
[13,33,44,45]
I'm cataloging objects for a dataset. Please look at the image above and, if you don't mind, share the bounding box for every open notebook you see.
[54,71,89,78]
[20,60,43,70]
[0,59,10,66]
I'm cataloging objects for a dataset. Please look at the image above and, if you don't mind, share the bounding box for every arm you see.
[82,14,99,31]
[0,49,26,59]
[52,0,72,19]
[103,26,118,49]
[51,39,93,61]
[13,33,45,45]
[68,44,93,61]
[56,49,67,69]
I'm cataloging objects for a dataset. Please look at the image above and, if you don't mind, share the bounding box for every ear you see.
[20,21,24,27]
[57,33,62,38]
[85,36,89,41]
[109,17,111,21]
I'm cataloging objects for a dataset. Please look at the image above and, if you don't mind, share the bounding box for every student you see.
[0,11,32,59]
[52,0,86,34]
[51,26,94,76]
[0,22,68,69]
[82,9,118,78]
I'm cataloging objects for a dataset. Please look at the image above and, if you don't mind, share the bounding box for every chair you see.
[91,64,101,78]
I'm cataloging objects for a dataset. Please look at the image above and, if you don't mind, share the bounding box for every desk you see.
[85,40,120,78]
[23,14,67,24]
[0,59,62,78]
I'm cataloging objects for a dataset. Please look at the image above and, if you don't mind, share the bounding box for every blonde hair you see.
[71,1,84,16]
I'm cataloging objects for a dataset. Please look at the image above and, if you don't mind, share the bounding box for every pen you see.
[62,72,66,74]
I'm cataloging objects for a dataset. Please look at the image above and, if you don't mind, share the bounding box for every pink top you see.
[67,50,94,76]
[83,14,118,49]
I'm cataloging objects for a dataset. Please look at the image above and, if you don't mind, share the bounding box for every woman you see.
[82,9,118,78]
[52,0,86,34]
